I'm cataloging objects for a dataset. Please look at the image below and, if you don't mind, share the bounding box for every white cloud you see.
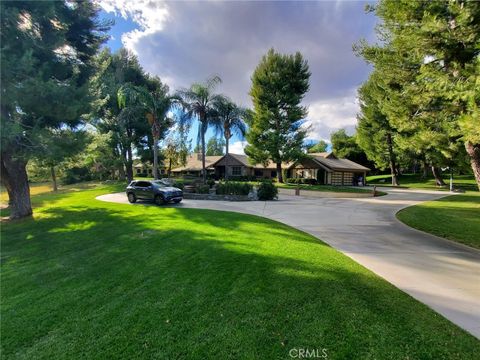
[97,0,170,54]
[228,141,247,155]
[305,90,359,140]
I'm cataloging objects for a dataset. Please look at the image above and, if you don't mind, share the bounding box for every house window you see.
[232,166,242,176]
[271,171,277,178]
[254,169,263,177]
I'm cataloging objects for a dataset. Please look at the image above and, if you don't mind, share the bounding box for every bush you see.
[216,181,253,196]
[228,175,257,182]
[174,182,184,190]
[196,184,210,194]
[257,180,278,200]
[207,179,216,188]
[62,166,92,185]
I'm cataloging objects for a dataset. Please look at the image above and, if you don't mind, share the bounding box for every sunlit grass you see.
[367,173,477,191]
[397,192,480,249]
[1,184,479,358]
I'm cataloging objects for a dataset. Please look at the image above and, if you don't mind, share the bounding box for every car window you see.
[135,181,151,188]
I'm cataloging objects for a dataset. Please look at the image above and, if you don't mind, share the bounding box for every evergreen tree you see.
[205,137,226,156]
[306,140,328,153]
[245,49,310,183]
[357,0,480,189]
[0,1,109,218]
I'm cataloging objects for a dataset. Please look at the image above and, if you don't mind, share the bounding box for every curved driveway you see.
[97,188,480,339]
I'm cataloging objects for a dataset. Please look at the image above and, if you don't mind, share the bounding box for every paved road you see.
[97,188,480,339]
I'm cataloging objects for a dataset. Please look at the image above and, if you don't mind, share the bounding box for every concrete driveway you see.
[97,188,480,339]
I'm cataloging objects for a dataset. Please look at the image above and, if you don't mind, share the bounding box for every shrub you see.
[174,182,184,190]
[257,180,278,200]
[216,181,253,196]
[207,179,216,188]
[62,166,91,185]
[196,184,210,194]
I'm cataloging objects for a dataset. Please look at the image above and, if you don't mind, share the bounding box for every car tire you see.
[173,199,182,204]
[154,195,166,205]
[127,193,137,203]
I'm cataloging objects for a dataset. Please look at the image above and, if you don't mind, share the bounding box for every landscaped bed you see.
[397,192,480,250]
[1,184,479,359]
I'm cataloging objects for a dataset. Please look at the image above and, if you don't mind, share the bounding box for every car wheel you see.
[127,193,137,203]
[154,195,166,205]
[173,199,182,203]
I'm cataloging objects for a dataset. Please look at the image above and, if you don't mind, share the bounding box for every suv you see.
[126,180,183,205]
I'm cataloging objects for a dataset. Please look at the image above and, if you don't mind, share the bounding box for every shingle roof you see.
[309,152,370,172]
[171,153,223,172]
[211,153,294,169]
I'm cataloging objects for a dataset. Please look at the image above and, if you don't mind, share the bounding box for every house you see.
[210,152,369,185]
[170,153,223,177]
[291,152,370,186]
[133,163,167,177]
[210,153,289,179]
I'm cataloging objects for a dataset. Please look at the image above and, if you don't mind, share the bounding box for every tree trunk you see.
[125,145,134,183]
[386,132,399,186]
[201,126,206,184]
[153,138,159,180]
[276,162,283,183]
[51,166,58,192]
[118,165,125,182]
[1,151,32,219]
[421,159,429,179]
[167,158,172,178]
[465,141,480,191]
[225,135,229,181]
[431,166,446,187]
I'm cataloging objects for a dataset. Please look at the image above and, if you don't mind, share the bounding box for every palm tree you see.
[118,83,178,180]
[177,76,223,183]
[213,96,248,179]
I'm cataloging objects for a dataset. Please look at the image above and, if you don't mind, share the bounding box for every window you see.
[271,171,277,178]
[232,166,242,176]
[135,181,151,188]
[254,169,263,177]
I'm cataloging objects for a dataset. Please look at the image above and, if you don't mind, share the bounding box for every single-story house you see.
[170,153,223,177]
[210,153,289,179]
[134,163,167,177]
[292,152,370,186]
[210,152,370,185]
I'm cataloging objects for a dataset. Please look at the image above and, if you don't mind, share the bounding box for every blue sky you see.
[98,0,377,154]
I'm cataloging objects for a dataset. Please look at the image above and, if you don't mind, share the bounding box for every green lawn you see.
[1,185,479,359]
[397,192,480,249]
[367,173,478,191]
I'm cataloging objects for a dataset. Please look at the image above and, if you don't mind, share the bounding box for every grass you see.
[397,192,480,249]
[367,173,478,191]
[1,184,479,359]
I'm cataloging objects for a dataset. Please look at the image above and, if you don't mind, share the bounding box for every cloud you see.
[99,1,376,139]
[305,89,359,141]
[228,141,247,155]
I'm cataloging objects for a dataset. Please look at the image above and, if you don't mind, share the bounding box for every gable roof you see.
[171,153,223,172]
[308,152,370,172]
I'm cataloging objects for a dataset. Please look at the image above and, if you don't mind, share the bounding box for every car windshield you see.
[152,180,167,187]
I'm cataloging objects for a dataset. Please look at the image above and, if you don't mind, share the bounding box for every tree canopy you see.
[245,49,311,182]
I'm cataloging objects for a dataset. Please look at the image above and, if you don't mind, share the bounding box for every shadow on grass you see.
[2,201,480,359]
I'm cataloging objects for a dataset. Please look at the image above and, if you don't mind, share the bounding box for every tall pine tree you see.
[1,1,109,218]
[245,49,310,183]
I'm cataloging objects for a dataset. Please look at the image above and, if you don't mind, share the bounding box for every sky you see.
[97,0,377,155]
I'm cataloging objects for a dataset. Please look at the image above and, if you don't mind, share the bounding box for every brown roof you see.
[171,153,223,172]
[309,152,370,172]
[211,153,294,169]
